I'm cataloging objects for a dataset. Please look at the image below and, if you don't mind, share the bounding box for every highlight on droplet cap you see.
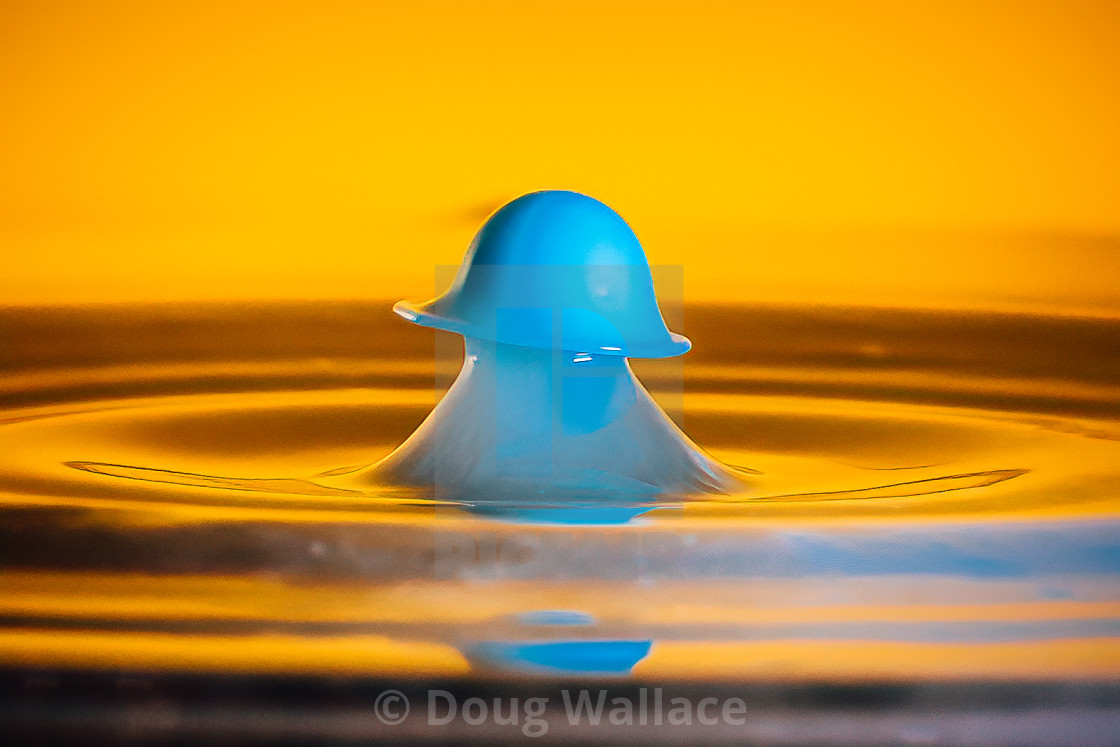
[394,190,690,359]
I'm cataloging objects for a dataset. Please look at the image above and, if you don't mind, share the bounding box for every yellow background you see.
[2,0,1118,314]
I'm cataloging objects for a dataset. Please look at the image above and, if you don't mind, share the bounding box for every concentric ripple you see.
[1,302,1118,683]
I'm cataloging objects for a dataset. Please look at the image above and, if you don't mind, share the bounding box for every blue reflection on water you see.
[470,640,653,676]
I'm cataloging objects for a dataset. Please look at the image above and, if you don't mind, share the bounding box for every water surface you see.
[2,302,1119,740]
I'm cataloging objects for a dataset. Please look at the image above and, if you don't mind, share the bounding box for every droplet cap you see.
[394,190,690,358]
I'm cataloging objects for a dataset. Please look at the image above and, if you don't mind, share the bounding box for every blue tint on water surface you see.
[471,640,653,676]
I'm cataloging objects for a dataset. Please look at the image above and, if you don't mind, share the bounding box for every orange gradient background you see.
[2,0,1119,314]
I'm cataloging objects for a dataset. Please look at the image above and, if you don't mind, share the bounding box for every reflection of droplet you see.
[467,640,652,676]
[516,610,596,627]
